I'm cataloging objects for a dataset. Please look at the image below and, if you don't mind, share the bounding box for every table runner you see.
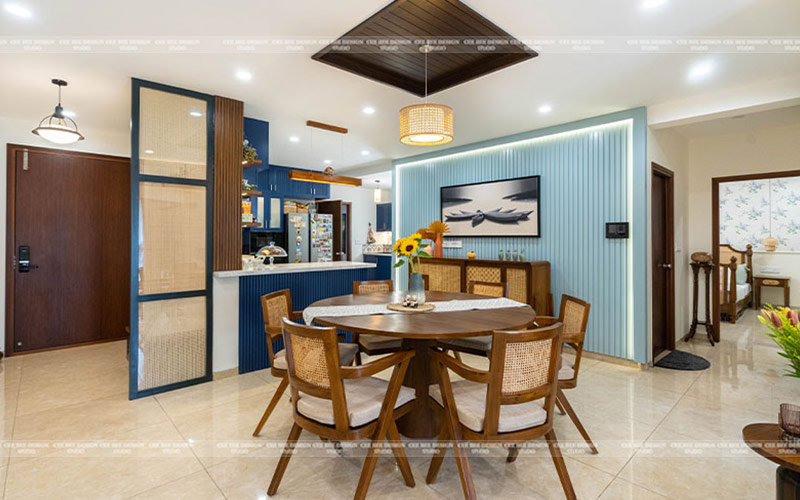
[304,297,528,325]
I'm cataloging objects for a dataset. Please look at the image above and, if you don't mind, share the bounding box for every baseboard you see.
[213,367,239,380]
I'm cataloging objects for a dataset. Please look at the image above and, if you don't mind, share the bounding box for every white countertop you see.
[214,261,376,278]
[363,252,393,256]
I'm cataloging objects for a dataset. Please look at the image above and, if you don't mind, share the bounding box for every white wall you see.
[686,122,800,315]
[0,117,129,353]
[327,184,378,262]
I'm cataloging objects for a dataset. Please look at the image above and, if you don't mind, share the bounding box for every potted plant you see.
[393,233,431,304]
[759,307,800,442]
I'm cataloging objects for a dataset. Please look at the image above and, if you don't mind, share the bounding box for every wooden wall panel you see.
[213,96,244,271]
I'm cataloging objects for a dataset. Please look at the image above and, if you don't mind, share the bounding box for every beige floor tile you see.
[155,372,277,420]
[129,470,225,500]
[655,394,777,442]
[598,477,667,499]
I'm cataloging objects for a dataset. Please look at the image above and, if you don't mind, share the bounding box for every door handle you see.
[660,263,672,270]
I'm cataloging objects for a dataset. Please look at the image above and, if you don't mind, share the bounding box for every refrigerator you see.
[285,213,310,263]
[310,213,333,262]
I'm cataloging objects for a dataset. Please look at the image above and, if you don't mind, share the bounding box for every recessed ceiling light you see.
[144,149,154,154]
[361,150,369,156]
[687,60,714,82]
[362,106,375,115]
[4,3,32,18]
[289,136,299,143]
[641,0,667,9]
[189,110,203,117]
[538,104,552,114]
[324,159,332,164]
[235,70,252,82]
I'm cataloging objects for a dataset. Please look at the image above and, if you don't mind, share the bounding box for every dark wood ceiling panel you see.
[312,0,537,97]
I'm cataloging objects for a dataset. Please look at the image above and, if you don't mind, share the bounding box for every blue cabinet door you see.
[376,203,392,232]
[313,181,330,199]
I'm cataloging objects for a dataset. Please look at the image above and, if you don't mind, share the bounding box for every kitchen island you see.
[213,261,376,374]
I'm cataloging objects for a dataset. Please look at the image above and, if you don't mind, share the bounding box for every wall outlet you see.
[442,240,462,249]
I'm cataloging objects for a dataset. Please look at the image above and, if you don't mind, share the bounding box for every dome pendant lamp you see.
[32,79,85,145]
[399,45,453,146]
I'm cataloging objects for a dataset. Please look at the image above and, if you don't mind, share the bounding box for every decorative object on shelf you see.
[759,307,800,378]
[691,251,711,263]
[31,79,85,144]
[684,260,715,346]
[442,175,540,237]
[467,251,476,259]
[393,232,431,304]
[242,136,259,165]
[399,45,453,146]
[387,301,435,312]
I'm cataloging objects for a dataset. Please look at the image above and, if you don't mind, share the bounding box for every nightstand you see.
[754,275,790,308]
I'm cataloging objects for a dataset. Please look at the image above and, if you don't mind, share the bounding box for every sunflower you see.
[410,232,423,241]
[400,238,419,256]
[393,238,405,255]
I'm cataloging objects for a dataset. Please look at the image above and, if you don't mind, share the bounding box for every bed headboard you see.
[719,243,754,291]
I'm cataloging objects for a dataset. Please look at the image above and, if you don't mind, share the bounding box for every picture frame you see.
[440,175,541,238]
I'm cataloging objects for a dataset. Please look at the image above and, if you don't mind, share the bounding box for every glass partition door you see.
[129,79,214,398]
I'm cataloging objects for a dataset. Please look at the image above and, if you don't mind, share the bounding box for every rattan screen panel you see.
[420,262,461,292]
[138,87,207,180]
[506,268,529,304]
[138,182,206,295]
[466,265,501,284]
[138,297,206,391]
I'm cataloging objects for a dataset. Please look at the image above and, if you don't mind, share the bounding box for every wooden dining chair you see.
[351,280,402,364]
[268,318,417,500]
[426,323,575,500]
[252,289,358,437]
[435,281,509,357]
[535,295,596,454]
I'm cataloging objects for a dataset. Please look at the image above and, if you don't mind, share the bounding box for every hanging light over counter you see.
[399,45,453,146]
[32,79,84,145]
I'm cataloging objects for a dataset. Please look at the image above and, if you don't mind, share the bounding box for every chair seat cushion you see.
[438,335,492,354]
[429,380,547,433]
[358,334,402,351]
[297,377,415,428]
[558,359,575,381]
[272,343,358,371]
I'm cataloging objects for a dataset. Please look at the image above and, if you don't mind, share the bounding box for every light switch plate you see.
[442,240,463,248]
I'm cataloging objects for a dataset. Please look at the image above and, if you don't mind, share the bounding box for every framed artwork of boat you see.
[440,175,540,237]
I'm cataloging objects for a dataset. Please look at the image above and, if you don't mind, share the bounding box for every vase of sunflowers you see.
[393,232,431,305]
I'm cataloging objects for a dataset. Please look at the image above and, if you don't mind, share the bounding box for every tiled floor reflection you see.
[0,309,793,499]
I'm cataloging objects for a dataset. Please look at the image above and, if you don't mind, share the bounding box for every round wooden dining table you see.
[309,291,536,438]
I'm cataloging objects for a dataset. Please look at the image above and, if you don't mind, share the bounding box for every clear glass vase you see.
[408,272,426,305]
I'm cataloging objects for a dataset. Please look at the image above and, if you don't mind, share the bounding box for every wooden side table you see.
[743,423,800,498]
[754,275,791,308]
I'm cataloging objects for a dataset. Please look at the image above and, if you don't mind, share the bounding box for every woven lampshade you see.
[763,236,779,252]
[399,103,453,146]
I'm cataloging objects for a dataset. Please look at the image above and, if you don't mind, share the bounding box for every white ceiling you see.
[669,104,800,138]
[1,0,799,172]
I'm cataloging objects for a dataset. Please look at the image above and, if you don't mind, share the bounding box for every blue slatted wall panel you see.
[395,119,640,361]
[238,268,373,373]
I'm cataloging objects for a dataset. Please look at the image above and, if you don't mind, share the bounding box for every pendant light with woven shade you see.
[399,45,453,146]
[763,178,779,252]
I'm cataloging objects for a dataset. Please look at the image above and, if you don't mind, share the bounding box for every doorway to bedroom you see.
[712,170,800,341]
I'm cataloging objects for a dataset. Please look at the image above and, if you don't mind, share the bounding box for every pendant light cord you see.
[424,47,428,104]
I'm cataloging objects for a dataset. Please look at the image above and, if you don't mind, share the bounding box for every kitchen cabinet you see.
[376,203,392,232]
[363,254,392,280]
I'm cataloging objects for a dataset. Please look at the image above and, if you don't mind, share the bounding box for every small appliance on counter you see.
[249,243,288,269]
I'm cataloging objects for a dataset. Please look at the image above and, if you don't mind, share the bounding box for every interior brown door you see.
[651,163,675,359]
[7,145,130,354]
[317,200,345,261]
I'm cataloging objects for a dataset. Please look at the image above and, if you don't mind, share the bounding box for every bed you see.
[719,243,754,324]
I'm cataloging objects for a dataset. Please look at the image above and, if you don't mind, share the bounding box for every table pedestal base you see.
[396,339,441,439]
[777,466,800,499]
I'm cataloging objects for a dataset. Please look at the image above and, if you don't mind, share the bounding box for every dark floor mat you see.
[655,350,710,371]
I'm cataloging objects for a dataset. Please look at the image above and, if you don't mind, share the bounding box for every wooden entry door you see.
[651,163,675,359]
[6,145,130,354]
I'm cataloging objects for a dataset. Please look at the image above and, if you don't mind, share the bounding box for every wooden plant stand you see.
[685,261,715,346]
